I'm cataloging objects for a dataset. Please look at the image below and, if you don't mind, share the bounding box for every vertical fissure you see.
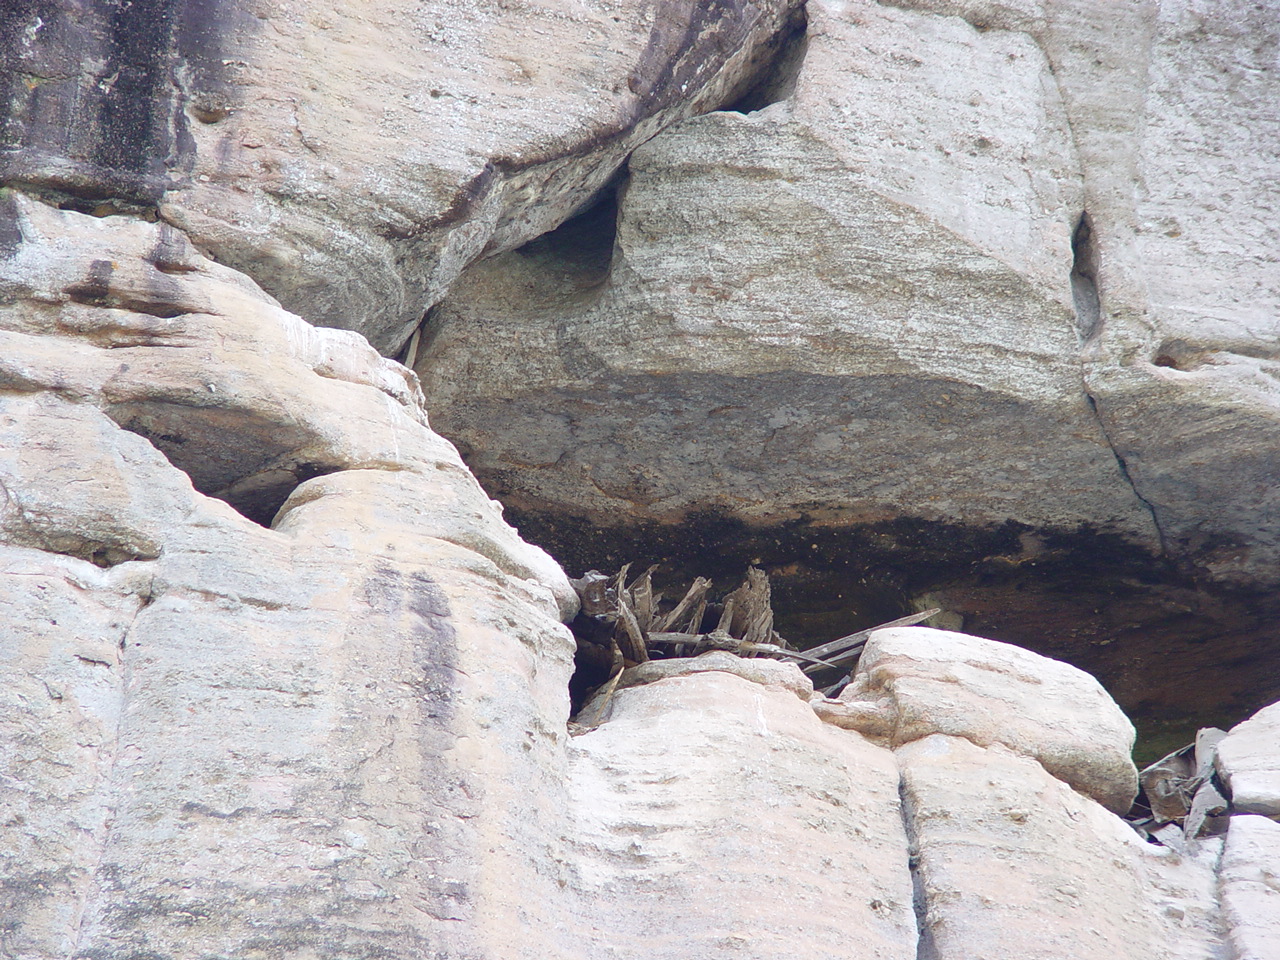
[67,578,156,957]
[1070,209,1168,556]
[1070,211,1101,341]
[898,771,937,960]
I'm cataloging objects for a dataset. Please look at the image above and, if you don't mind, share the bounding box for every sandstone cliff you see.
[1,0,1278,957]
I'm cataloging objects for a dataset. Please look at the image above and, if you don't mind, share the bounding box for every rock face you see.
[4,1,1280,958]
[1219,815,1280,960]
[1216,702,1280,818]
[0,0,799,352]
[416,0,1280,608]
[0,196,581,958]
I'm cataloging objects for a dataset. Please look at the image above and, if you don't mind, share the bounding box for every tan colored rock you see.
[420,0,1154,542]
[843,626,1138,813]
[1,0,799,350]
[0,196,582,958]
[1220,815,1280,960]
[898,734,1222,960]
[1216,702,1280,818]
[566,670,918,959]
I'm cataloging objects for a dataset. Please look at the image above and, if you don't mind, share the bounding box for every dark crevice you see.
[1083,391,1169,559]
[512,182,621,288]
[1152,338,1209,371]
[898,778,936,960]
[722,4,809,113]
[24,540,158,569]
[504,503,1280,766]
[1069,211,1101,341]
[108,405,341,527]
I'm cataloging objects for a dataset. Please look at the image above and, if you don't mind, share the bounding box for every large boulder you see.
[566,669,919,959]
[897,734,1221,960]
[838,626,1138,813]
[419,0,1150,541]
[417,0,1280,592]
[0,195,580,958]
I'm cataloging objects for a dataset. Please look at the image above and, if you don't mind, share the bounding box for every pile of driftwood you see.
[1128,728,1232,848]
[568,564,936,718]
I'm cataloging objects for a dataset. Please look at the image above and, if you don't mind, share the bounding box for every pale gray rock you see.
[566,670,918,960]
[0,0,799,351]
[1216,702,1280,818]
[898,734,1223,960]
[842,626,1138,813]
[606,648,816,702]
[419,0,1156,542]
[418,0,1280,593]
[0,196,581,958]
[1220,815,1280,960]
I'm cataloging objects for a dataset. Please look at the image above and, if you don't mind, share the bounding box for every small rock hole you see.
[511,183,620,290]
[1070,211,1101,339]
[1152,340,1206,372]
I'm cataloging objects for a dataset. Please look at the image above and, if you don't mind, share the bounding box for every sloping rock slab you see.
[898,734,1221,960]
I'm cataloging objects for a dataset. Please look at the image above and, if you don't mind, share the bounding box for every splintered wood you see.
[568,564,940,719]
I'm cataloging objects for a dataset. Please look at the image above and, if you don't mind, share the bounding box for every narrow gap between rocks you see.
[1069,211,1101,340]
[722,4,810,114]
[898,778,936,960]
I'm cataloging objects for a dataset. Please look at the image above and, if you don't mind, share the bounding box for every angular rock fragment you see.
[1216,702,1280,818]
[842,626,1138,813]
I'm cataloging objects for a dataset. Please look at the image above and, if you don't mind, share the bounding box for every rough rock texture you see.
[0,196,582,958]
[416,0,1280,585]
[1219,815,1280,960]
[1216,702,1280,818]
[5,1,1280,957]
[416,0,1280,742]
[0,0,799,351]
[898,734,1222,960]
[419,7,1148,539]
[566,670,918,959]
[841,626,1138,813]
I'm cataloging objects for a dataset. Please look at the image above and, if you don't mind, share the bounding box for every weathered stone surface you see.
[4,1,1280,956]
[0,195,581,958]
[1075,0,1280,586]
[841,626,1138,813]
[566,670,918,959]
[898,734,1222,960]
[608,648,816,702]
[1216,702,1280,817]
[419,0,1150,541]
[1,0,799,350]
[417,0,1280,600]
[1220,815,1280,960]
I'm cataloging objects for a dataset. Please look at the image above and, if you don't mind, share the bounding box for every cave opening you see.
[513,505,1280,766]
